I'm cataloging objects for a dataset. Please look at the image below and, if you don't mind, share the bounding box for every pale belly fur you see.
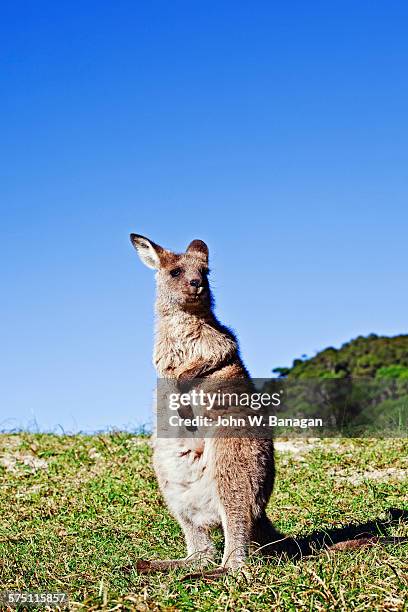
[152,436,221,528]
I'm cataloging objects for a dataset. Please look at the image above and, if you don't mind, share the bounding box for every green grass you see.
[0,434,407,611]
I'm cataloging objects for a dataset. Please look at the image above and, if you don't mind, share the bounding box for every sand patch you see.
[0,452,48,474]
[274,438,321,455]
[328,466,407,485]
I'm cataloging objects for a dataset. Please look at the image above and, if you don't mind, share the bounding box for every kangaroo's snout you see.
[190,278,201,288]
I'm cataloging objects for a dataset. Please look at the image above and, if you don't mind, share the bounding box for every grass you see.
[0,433,407,611]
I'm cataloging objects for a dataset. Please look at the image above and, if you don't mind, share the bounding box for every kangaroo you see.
[130,234,278,574]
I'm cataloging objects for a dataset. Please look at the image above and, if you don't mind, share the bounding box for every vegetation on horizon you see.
[269,334,408,435]
[273,333,408,379]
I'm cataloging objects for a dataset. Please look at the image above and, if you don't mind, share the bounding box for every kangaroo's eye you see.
[170,267,182,278]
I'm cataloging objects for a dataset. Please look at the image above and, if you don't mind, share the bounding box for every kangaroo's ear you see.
[186,239,209,263]
[130,234,167,269]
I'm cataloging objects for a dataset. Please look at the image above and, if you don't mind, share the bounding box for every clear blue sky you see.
[1,1,407,432]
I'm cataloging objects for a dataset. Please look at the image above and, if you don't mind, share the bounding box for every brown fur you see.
[130,234,276,572]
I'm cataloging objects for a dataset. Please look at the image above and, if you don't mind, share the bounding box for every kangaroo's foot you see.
[182,561,252,581]
[182,566,229,580]
[137,558,188,573]
[137,552,213,574]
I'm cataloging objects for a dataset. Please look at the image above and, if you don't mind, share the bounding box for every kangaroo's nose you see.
[190,278,201,288]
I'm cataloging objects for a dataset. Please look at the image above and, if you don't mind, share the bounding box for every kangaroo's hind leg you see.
[215,437,275,571]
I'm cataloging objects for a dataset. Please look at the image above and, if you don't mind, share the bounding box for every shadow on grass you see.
[264,507,408,559]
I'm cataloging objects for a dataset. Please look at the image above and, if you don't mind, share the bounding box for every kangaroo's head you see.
[130,234,212,313]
